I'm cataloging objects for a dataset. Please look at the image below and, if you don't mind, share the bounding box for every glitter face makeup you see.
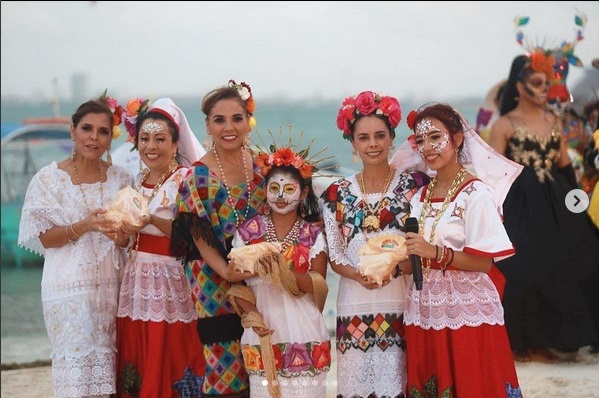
[414,118,450,155]
[140,122,164,134]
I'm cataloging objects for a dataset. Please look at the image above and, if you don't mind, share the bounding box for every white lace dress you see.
[320,170,427,398]
[18,161,131,398]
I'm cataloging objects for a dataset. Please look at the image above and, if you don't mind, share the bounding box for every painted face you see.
[266,170,302,215]
[414,117,450,155]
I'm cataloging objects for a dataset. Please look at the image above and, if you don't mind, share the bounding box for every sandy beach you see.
[2,336,598,398]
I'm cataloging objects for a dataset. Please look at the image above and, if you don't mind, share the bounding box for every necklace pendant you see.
[363,214,380,232]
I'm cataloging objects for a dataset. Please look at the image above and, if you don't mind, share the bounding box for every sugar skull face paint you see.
[414,118,449,155]
[267,170,302,215]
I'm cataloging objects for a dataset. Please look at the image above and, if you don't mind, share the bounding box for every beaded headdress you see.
[336,90,402,140]
[97,89,124,140]
[252,125,336,181]
[228,79,257,131]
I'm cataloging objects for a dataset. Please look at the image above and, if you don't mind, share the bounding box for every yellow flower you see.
[112,126,122,140]
[249,116,257,131]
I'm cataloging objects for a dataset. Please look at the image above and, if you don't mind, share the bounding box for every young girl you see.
[225,143,331,398]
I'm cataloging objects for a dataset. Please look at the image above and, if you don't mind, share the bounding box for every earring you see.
[106,144,112,166]
[204,134,213,149]
[455,148,459,163]
[264,206,271,216]
[300,203,306,218]
[353,150,359,163]
[71,146,76,162]
[171,152,178,168]
[242,133,250,150]
[514,96,519,102]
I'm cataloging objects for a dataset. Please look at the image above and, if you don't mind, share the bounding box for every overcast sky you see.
[2,1,598,103]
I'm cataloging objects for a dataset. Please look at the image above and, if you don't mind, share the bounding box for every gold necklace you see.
[358,167,394,234]
[130,166,177,259]
[417,167,467,275]
[214,147,253,227]
[72,159,104,289]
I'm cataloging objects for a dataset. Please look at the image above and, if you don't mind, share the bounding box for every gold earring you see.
[264,206,271,216]
[171,152,178,168]
[71,146,76,162]
[455,148,459,163]
[353,150,359,163]
[106,144,112,166]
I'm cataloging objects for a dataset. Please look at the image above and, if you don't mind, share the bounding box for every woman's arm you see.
[488,117,509,155]
[39,208,114,248]
[193,235,246,281]
[293,252,327,294]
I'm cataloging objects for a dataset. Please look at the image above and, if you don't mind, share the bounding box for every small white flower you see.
[237,86,251,101]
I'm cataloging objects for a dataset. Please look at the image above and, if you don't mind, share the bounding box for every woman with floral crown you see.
[224,134,331,398]
[18,93,132,397]
[115,97,207,397]
[489,50,599,362]
[396,102,522,397]
[320,91,429,398]
[170,80,267,398]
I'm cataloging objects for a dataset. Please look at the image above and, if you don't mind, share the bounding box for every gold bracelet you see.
[65,226,75,244]
[69,223,81,239]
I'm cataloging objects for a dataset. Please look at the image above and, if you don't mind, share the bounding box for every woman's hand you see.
[405,231,436,260]
[225,259,255,282]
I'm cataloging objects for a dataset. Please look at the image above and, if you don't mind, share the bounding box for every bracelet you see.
[393,266,403,279]
[69,223,81,239]
[438,245,446,264]
[65,226,75,244]
[447,248,455,266]
[435,245,439,262]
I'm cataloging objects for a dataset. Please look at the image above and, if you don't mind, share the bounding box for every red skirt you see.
[116,317,206,398]
[405,323,521,398]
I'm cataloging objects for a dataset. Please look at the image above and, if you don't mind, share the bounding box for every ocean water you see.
[0,96,482,363]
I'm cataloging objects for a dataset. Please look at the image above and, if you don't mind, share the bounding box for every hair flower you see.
[336,91,402,140]
[98,89,124,140]
[406,110,418,130]
[407,134,418,152]
[123,97,150,150]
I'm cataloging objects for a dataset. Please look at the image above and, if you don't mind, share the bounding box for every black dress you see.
[497,123,599,352]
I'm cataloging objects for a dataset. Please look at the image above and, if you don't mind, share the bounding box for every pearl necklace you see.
[264,216,301,253]
[417,166,467,276]
[358,167,395,234]
[214,147,253,227]
[72,159,104,289]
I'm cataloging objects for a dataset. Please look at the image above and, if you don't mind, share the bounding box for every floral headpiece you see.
[123,97,151,150]
[228,79,257,131]
[514,12,586,84]
[336,91,402,140]
[253,125,335,181]
[98,89,124,140]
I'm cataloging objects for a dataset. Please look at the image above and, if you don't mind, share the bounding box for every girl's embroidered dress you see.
[171,162,266,397]
[232,215,331,398]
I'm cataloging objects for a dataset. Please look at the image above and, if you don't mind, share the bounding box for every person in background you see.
[225,139,331,398]
[398,102,522,397]
[116,98,206,397]
[170,80,266,398]
[320,90,429,398]
[489,52,599,362]
[18,93,132,397]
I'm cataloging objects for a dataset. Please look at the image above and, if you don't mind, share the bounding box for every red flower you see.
[311,340,332,369]
[377,96,401,128]
[355,91,376,115]
[273,147,295,166]
[406,110,418,130]
[407,134,418,152]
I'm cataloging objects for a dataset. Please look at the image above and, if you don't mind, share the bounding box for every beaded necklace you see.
[264,215,301,253]
[214,147,253,227]
[130,165,176,259]
[72,159,104,289]
[358,167,395,234]
[417,166,467,276]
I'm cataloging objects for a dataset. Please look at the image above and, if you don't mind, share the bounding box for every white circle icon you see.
[565,189,589,213]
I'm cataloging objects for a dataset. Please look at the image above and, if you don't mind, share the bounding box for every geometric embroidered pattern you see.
[336,313,405,354]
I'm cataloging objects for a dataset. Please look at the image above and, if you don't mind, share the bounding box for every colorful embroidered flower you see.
[282,342,312,372]
[242,345,263,372]
[336,91,402,140]
[311,340,332,370]
[292,245,309,273]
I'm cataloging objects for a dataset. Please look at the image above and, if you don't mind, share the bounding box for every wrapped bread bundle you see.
[228,241,282,274]
[104,186,150,229]
[358,234,408,285]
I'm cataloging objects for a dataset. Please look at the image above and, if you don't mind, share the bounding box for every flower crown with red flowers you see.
[122,97,151,150]
[336,91,402,140]
[98,89,125,140]
[229,79,257,131]
[253,126,335,181]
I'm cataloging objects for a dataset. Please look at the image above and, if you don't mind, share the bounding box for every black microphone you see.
[405,217,423,291]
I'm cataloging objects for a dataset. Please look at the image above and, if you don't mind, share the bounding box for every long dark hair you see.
[499,55,529,116]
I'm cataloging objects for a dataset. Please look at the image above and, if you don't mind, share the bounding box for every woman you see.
[490,52,599,361]
[401,102,522,397]
[320,91,429,398]
[116,98,206,397]
[170,80,266,398]
[18,95,132,397]
[225,143,331,398]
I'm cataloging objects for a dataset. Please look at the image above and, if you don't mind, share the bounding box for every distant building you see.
[70,73,90,102]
